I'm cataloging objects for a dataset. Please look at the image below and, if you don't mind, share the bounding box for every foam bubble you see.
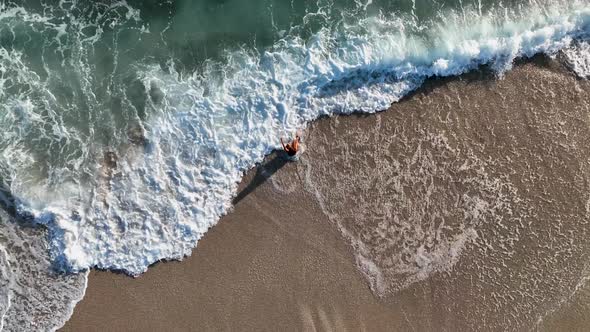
[0,248,11,331]
[562,40,590,78]
[0,212,87,331]
[302,126,519,295]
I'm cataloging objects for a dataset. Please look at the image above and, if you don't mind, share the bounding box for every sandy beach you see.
[62,58,590,331]
[61,153,404,331]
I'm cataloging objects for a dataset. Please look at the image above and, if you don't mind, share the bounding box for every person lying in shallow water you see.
[280,133,301,157]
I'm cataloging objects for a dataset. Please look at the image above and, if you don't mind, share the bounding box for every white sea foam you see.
[301,124,519,296]
[562,40,590,77]
[1,1,590,277]
[0,248,11,331]
[0,212,87,332]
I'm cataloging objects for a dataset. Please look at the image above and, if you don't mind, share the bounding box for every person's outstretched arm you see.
[280,138,287,151]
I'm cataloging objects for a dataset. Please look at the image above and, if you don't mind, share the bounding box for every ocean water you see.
[0,0,589,329]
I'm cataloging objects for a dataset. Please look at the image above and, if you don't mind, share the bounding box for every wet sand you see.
[61,152,406,331]
[63,58,590,331]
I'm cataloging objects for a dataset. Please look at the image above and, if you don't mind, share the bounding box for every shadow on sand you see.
[0,179,37,228]
[0,179,17,219]
[233,152,290,205]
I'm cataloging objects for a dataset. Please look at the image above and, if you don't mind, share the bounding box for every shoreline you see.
[62,57,590,331]
[61,149,405,331]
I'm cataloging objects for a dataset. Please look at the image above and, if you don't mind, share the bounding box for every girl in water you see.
[280,132,301,157]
